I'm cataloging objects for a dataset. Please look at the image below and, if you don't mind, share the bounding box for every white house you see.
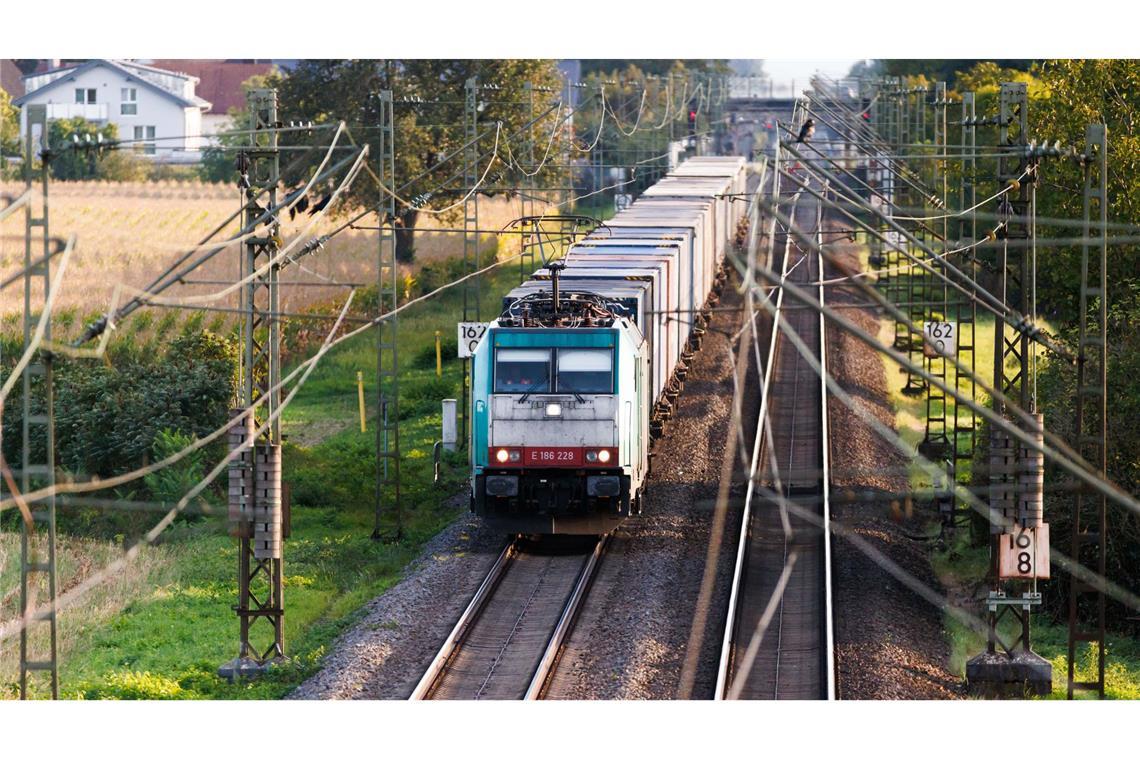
[14,59,212,162]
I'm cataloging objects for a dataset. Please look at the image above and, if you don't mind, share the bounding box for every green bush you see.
[143,428,206,507]
[286,439,373,510]
[80,671,186,700]
[411,335,459,370]
[2,330,238,480]
[402,375,456,403]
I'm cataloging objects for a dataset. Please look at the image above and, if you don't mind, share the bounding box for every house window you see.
[133,125,156,155]
[120,88,137,116]
[74,88,97,104]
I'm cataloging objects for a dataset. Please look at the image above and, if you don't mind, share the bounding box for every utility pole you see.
[919,82,952,513]
[1068,123,1108,698]
[372,90,401,542]
[18,104,59,699]
[521,81,536,283]
[221,88,285,680]
[952,91,979,531]
[460,76,480,456]
[966,81,1051,697]
[897,85,927,397]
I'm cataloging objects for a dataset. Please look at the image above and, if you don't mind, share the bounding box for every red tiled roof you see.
[148,59,275,115]
[1,59,24,97]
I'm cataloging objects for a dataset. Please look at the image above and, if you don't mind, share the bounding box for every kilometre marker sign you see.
[458,322,487,358]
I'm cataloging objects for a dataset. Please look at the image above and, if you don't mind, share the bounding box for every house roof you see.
[12,59,209,110]
[148,60,276,115]
[1,59,24,97]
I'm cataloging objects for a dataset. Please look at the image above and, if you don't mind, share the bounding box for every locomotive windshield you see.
[493,347,614,394]
[494,349,551,393]
[557,349,613,393]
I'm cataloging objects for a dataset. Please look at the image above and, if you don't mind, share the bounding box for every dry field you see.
[1,180,543,334]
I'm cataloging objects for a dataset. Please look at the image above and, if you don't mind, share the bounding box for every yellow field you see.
[1,179,542,332]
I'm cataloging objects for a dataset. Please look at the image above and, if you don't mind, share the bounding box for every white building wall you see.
[19,63,202,161]
[201,113,236,138]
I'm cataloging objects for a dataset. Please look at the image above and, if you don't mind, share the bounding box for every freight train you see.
[469,156,750,534]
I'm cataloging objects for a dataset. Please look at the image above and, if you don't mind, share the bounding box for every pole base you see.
[965,650,1052,698]
[218,656,282,682]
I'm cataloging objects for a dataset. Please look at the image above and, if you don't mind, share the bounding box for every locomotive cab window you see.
[557,349,613,393]
[494,349,551,393]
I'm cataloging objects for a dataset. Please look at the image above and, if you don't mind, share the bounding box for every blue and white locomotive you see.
[469,157,750,534]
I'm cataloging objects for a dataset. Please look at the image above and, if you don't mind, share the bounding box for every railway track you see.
[410,535,606,700]
[715,156,835,699]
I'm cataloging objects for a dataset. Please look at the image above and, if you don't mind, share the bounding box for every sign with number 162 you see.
[923,321,957,358]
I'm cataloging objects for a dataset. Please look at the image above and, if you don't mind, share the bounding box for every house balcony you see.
[44,103,109,121]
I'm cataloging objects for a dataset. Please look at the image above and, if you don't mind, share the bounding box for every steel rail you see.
[816,187,836,701]
[523,536,609,700]
[714,185,795,700]
[410,535,606,701]
[408,538,518,700]
[716,166,835,700]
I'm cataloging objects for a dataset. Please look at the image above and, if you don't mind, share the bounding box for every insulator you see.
[253,444,283,559]
[1018,413,1045,528]
[227,409,255,538]
[989,429,1017,534]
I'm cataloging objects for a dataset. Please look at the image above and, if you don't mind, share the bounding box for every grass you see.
[878,306,999,492]
[941,603,1140,700]
[1,492,460,699]
[0,240,531,699]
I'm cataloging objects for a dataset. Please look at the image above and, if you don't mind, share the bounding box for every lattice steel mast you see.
[221,88,285,678]
[372,89,402,541]
[17,104,59,699]
[1068,123,1108,698]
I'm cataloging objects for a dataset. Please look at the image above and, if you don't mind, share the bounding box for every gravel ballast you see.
[823,235,964,700]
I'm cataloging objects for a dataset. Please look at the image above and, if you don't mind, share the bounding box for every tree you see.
[873,59,1036,88]
[0,86,18,158]
[44,117,147,181]
[730,60,766,77]
[274,60,569,263]
[579,60,729,78]
[963,59,1140,632]
[571,62,712,197]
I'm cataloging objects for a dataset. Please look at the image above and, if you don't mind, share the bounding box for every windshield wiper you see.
[518,379,549,404]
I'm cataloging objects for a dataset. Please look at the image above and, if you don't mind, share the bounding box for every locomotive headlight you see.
[585,450,598,463]
[545,402,562,417]
[509,450,521,462]
[496,448,510,463]
[598,449,611,463]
